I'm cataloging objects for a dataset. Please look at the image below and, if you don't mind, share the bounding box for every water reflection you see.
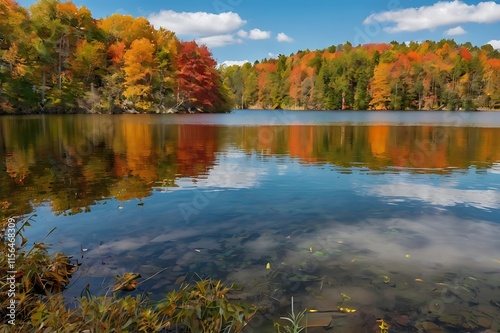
[2,115,500,217]
[368,182,500,210]
[1,113,500,331]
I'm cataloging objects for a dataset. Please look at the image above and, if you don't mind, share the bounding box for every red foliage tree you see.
[175,41,224,110]
[460,47,472,62]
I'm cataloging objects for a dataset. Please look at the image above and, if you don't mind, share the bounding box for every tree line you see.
[2,0,500,114]
[0,0,231,113]
[220,41,500,111]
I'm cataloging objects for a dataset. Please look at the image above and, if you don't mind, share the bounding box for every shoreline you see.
[1,108,499,116]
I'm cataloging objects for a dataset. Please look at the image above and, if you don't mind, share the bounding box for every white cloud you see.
[148,10,246,36]
[364,1,500,33]
[268,52,277,58]
[445,26,467,36]
[237,28,272,40]
[236,30,248,38]
[196,34,243,48]
[248,28,271,40]
[276,32,294,42]
[220,60,250,67]
[489,40,500,49]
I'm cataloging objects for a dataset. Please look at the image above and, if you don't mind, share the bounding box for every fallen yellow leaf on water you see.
[266,262,271,270]
[405,254,411,258]
[415,278,423,282]
[309,246,313,252]
[338,307,356,313]
[309,309,318,313]
[377,319,390,330]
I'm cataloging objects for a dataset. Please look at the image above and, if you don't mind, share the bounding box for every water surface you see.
[1,111,500,332]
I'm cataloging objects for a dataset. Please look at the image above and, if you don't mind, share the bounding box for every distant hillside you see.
[220,41,500,111]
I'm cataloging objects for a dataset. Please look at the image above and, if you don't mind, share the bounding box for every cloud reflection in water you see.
[368,183,500,210]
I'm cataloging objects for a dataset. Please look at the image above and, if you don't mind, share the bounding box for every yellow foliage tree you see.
[99,14,154,45]
[2,43,27,78]
[123,37,156,111]
[369,63,391,110]
[71,40,105,82]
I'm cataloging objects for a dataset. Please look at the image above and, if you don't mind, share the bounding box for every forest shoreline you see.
[2,1,499,116]
[1,107,499,115]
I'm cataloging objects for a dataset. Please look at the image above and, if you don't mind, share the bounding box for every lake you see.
[2,110,500,332]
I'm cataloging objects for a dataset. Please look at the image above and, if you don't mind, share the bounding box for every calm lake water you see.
[2,110,500,332]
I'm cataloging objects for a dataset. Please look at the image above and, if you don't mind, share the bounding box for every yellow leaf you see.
[338,307,356,313]
[415,278,423,282]
[377,319,390,330]
[309,246,313,252]
[266,262,271,270]
[309,309,318,313]
[405,254,411,258]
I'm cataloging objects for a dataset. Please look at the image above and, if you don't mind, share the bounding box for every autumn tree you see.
[123,38,156,111]
[0,0,35,111]
[154,28,178,109]
[289,65,302,108]
[71,39,106,83]
[483,57,500,108]
[221,65,244,108]
[98,14,154,45]
[241,63,258,107]
[176,41,229,112]
[369,63,391,110]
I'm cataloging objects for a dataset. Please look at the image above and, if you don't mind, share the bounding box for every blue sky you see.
[17,0,500,64]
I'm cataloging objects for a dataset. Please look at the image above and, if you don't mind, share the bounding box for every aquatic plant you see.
[0,216,257,332]
[157,278,257,333]
[274,297,306,333]
[1,215,77,322]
